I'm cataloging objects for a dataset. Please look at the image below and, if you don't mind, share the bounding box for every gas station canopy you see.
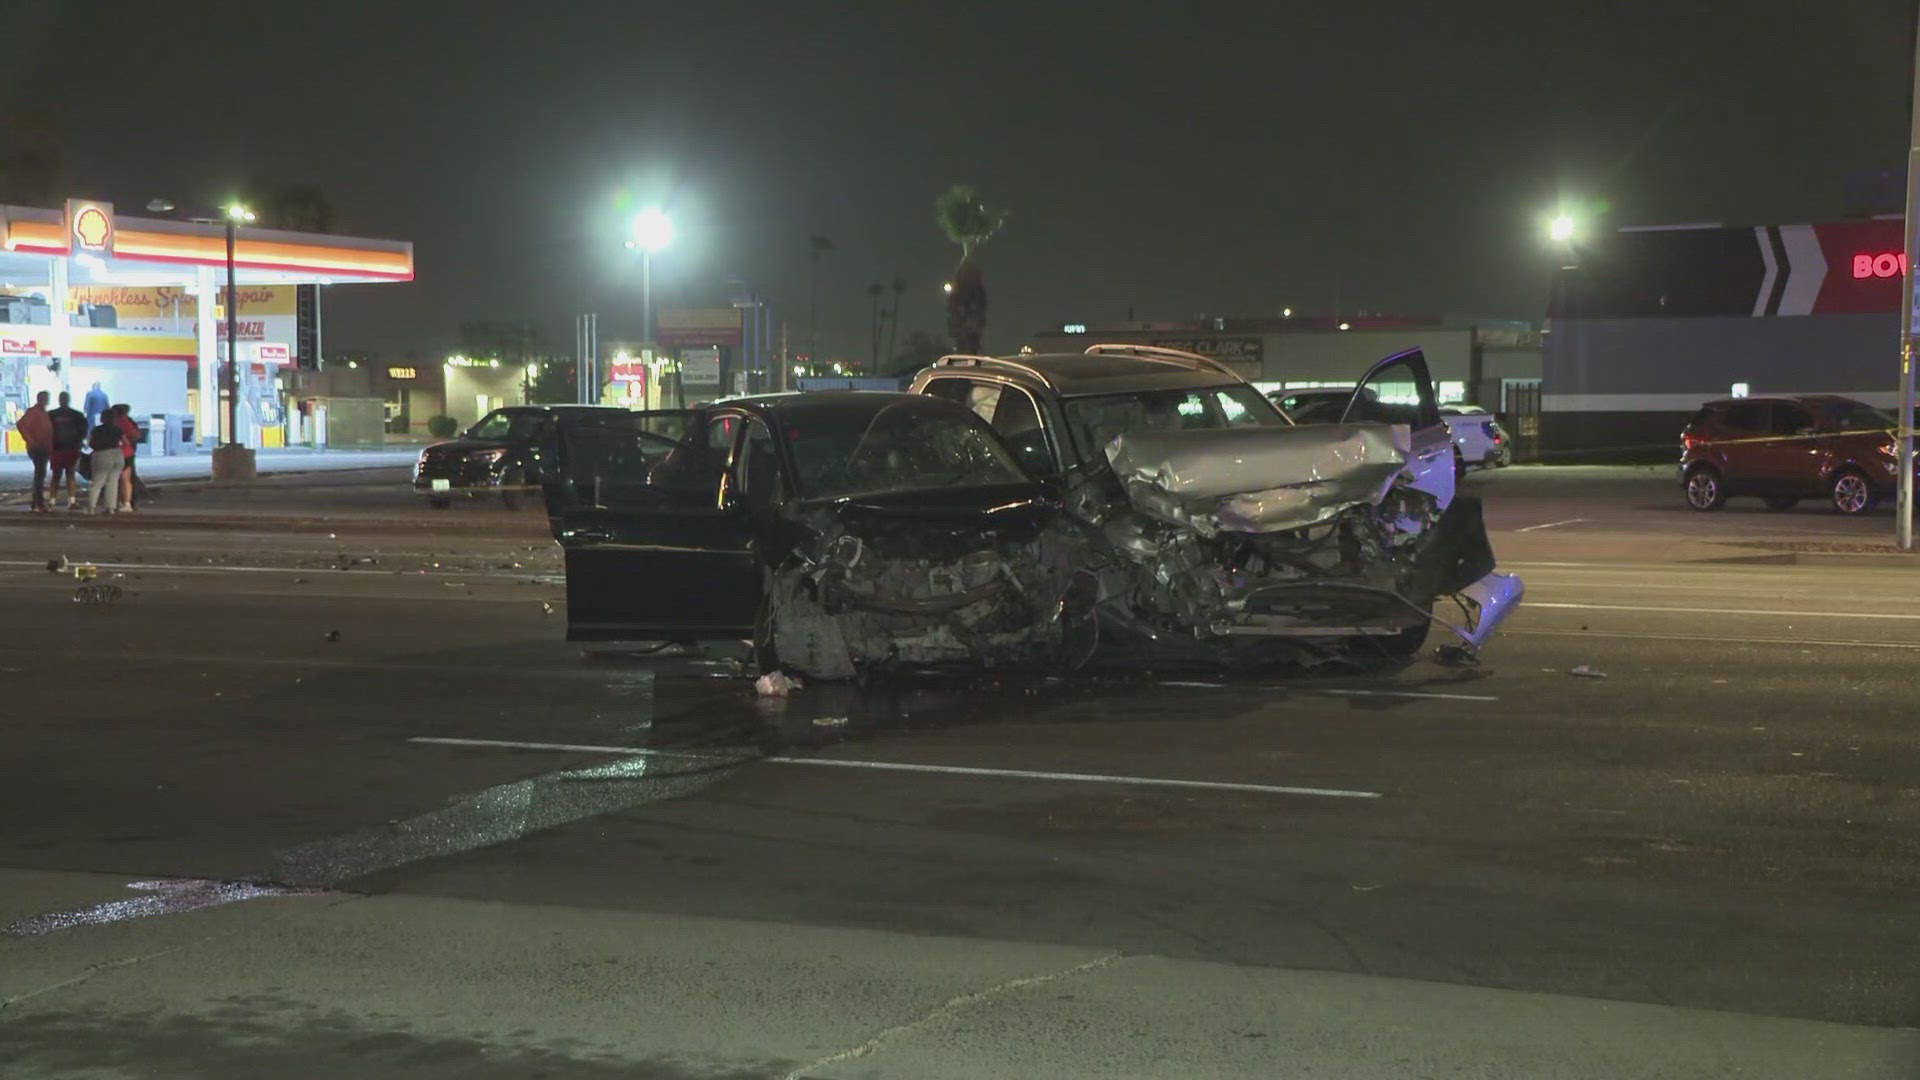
[0,199,412,450]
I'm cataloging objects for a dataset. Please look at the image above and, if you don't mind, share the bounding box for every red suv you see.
[1680,395,1901,514]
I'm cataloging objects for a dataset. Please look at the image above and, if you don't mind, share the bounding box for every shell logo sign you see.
[65,199,114,255]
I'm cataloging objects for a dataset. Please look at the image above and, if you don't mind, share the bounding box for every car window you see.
[1346,351,1440,429]
[1816,400,1893,432]
[467,411,545,441]
[1721,402,1768,432]
[1769,404,1815,436]
[987,385,1054,475]
[734,418,785,516]
[786,398,1027,500]
[1063,385,1287,464]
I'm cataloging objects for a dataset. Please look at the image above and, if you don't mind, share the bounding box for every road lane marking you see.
[1315,688,1500,702]
[1510,627,1920,651]
[409,736,1384,800]
[0,559,557,582]
[1514,518,1591,532]
[1527,601,1920,621]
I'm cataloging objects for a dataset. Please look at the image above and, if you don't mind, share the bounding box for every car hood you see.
[422,438,515,456]
[1105,423,1411,534]
[805,483,1054,549]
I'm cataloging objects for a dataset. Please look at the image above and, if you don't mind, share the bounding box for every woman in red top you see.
[110,404,140,512]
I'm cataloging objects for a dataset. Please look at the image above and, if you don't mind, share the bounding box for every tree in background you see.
[455,320,577,403]
[934,184,1008,354]
[885,329,953,377]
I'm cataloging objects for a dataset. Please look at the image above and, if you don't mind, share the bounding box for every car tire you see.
[1684,465,1726,511]
[428,497,452,510]
[1830,469,1878,515]
[1762,496,1799,511]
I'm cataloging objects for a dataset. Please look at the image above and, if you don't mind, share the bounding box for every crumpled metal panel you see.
[1106,424,1412,534]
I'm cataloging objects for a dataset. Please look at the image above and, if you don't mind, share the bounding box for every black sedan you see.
[413,405,630,509]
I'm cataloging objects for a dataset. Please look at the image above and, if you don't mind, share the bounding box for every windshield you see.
[1064,385,1289,465]
[1816,400,1893,432]
[467,410,546,441]
[784,398,1028,500]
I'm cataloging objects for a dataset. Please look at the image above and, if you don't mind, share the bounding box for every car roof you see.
[497,404,627,413]
[1699,394,1874,409]
[716,390,955,415]
[928,350,1247,396]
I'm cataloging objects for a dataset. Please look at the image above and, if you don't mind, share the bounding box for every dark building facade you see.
[1544,219,1907,452]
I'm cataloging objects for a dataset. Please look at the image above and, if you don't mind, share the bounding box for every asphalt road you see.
[2,465,1918,1078]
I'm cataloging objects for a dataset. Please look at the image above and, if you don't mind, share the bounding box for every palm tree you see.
[934,184,1008,354]
[886,276,906,369]
[866,283,885,370]
[243,182,336,233]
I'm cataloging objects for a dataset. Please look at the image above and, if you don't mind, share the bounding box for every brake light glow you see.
[1682,433,1697,451]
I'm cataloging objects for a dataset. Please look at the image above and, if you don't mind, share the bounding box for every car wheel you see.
[1762,496,1799,511]
[428,497,452,510]
[1684,466,1726,511]
[1830,469,1877,515]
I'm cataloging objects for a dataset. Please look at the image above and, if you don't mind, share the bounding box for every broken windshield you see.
[784,398,1028,500]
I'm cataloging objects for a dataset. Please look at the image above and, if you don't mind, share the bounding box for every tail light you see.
[1682,432,1698,451]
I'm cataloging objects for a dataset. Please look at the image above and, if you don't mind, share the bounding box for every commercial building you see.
[1542,219,1904,452]
[1,199,412,453]
[1027,314,1543,414]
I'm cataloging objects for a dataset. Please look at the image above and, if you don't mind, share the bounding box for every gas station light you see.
[1338,322,1351,331]
[225,203,256,223]
[942,282,953,294]
[631,207,673,253]
[1547,213,1576,244]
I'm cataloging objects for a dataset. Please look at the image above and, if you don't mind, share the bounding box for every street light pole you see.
[223,205,254,448]
[1899,9,1920,547]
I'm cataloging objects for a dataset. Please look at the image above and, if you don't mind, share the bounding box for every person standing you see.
[82,380,109,432]
[14,391,52,512]
[85,418,124,514]
[47,391,88,510]
[110,403,141,511]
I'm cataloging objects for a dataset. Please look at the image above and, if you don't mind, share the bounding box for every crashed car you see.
[548,348,1521,680]
[544,393,1082,678]
[908,344,1523,670]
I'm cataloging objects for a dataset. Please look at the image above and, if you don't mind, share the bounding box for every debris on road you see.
[540,601,554,616]
[1569,665,1607,679]
[72,564,98,581]
[46,555,68,573]
[72,584,122,604]
[1433,644,1479,667]
[755,671,802,696]
[812,715,849,727]
[324,630,342,643]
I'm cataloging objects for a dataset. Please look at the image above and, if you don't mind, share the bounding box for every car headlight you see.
[468,448,508,466]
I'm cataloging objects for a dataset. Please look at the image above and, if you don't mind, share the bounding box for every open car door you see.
[1341,348,1456,508]
[548,410,762,644]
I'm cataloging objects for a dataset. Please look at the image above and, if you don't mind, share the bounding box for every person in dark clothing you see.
[110,403,142,511]
[46,391,88,510]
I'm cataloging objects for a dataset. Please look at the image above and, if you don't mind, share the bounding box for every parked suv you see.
[1679,395,1900,514]
[414,404,629,509]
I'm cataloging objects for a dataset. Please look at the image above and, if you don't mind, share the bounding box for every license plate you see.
[430,478,451,492]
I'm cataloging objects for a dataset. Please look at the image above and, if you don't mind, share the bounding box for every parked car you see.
[909,344,1520,672]
[1439,405,1511,470]
[1679,395,1903,515]
[413,405,629,509]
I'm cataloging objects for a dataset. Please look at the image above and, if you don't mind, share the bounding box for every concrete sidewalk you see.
[0,448,421,489]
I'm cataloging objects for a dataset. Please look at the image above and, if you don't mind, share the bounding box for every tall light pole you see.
[223,203,255,449]
[626,207,673,350]
[1899,11,1920,547]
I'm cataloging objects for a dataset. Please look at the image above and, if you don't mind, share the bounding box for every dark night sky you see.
[9,1,1914,361]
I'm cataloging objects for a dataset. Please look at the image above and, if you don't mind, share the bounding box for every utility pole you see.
[1901,5,1920,545]
[808,235,834,368]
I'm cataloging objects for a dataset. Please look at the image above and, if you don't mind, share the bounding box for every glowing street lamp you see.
[222,203,256,451]
[624,208,674,347]
[1547,213,1576,244]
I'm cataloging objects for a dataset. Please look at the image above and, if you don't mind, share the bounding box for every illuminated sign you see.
[1853,251,1909,279]
[1062,323,1087,334]
[387,366,417,380]
[0,334,49,356]
[253,343,291,364]
[66,199,114,254]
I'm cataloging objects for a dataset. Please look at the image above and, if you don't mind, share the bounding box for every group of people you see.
[12,383,144,514]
